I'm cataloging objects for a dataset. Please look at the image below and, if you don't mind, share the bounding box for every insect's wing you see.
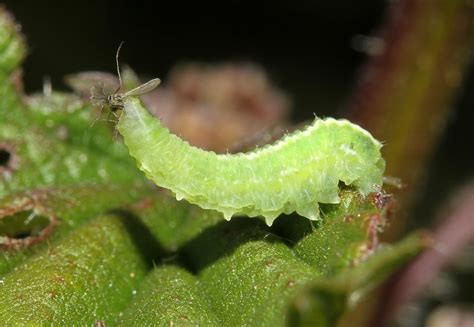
[90,83,109,106]
[122,78,161,97]
[66,72,119,97]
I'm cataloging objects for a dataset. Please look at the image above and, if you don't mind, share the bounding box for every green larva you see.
[114,97,385,226]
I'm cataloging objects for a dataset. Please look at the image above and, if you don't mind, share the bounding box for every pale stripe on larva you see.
[118,97,385,226]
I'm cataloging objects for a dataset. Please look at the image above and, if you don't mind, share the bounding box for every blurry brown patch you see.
[10,69,24,94]
[65,71,120,99]
[93,320,106,327]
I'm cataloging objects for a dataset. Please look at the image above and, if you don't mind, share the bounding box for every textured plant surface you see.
[1,1,471,325]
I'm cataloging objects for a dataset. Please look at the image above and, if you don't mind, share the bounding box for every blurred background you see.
[5,1,385,119]
[2,0,473,325]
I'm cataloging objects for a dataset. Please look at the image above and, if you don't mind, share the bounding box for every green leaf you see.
[118,265,220,325]
[182,218,317,326]
[287,232,428,326]
[0,184,147,275]
[0,213,160,324]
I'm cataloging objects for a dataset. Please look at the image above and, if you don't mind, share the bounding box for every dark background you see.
[3,0,386,117]
[3,0,473,229]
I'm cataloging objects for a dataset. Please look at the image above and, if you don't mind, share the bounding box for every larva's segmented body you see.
[119,98,385,226]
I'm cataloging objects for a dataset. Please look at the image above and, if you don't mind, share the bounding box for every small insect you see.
[90,42,161,117]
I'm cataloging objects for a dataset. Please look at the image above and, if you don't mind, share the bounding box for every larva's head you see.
[337,122,385,194]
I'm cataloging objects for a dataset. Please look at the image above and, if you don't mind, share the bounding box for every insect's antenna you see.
[115,41,125,93]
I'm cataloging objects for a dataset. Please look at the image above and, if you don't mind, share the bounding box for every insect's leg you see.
[110,110,122,140]
[89,104,105,128]
[95,118,120,124]
[113,123,121,140]
[93,110,120,125]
